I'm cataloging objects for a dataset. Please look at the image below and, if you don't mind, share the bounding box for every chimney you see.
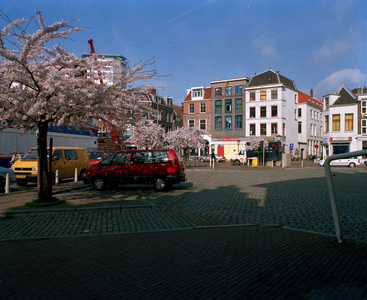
[363,86,367,94]
[358,85,362,94]
[310,89,313,97]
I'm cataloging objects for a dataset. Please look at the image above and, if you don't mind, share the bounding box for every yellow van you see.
[12,147,90,186]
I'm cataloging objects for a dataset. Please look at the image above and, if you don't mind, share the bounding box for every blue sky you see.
[1,0,366,104]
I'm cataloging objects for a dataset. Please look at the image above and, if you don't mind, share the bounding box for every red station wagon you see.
[82,149,186,191]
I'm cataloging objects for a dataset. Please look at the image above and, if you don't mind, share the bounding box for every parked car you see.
[82,149,187,191]
[88,150,115,166]
[0,166,16,192]
[11,147,90,185]
[318,157,360,168]
[200,154,223,162]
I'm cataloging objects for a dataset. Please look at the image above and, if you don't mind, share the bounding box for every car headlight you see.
[32,167,38,171]
[11,167,15,171]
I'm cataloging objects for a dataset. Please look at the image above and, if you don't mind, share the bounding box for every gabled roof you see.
[248,69,297,91]
[332,85,358,106]
[298,91,323,109]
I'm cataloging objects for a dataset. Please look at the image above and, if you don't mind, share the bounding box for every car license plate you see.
[16,175,26,178]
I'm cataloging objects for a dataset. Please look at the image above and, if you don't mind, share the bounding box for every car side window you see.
[132,152,149,164]
[53,150,63,160]
[64,150,78,160]
[111,152,132,165]
[152,151,168,163]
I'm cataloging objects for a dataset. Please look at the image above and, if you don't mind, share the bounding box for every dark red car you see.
[87,150,115,166]
[82,149,186,191]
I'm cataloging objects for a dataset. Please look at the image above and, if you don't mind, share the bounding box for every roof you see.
[332,85,357,106]
[298,91,323,109]
[172,105,183,118]
[248,69,297,91]
[184,87,212,101]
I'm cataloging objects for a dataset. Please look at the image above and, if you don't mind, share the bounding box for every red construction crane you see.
[88,39,119,144]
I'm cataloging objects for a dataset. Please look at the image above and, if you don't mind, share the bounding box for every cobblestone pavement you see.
[1,166,367,299]
[0,167,366,243]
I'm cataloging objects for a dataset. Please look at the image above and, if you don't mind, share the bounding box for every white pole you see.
[5,173,10,194]
[55,170,59,185]
[74,168,78,182]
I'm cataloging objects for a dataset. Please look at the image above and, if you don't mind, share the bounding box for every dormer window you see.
[193,89,203,98]
[268,76,272,82]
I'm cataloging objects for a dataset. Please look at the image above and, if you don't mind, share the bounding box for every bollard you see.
[301,160,304,167]
[5,173,10,194]
[75,168,78,182]
[55,170,59,185]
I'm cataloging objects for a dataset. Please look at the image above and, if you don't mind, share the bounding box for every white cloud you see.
[251,36,277,57]
[314,69,367,98]
[312,38,353,64]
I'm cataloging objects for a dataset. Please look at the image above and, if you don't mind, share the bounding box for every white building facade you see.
[297,91,323,159]
[321,85,359,157]
[245,69,298,154]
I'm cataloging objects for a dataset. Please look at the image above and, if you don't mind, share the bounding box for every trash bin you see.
[252,157,258,167]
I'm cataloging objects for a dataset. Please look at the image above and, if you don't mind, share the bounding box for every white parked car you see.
[318,157,360,168]
[0,166,17,192]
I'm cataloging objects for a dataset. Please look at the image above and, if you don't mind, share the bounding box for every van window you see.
[132,152,149,164]
[53,150,63,160]
[111,152,132,165]
[64,150,78,160]
[153,151,168,163]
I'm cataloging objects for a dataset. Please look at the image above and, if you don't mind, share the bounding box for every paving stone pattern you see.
[1,168,366,242]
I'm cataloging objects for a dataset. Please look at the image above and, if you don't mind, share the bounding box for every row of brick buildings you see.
[182,69,367,160]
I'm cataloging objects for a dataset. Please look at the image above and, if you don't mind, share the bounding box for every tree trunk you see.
[37,121,51,202]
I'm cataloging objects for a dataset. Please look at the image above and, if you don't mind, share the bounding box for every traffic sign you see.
[290,143,294,147]
[290,147,294,151]
[315,144,319,149]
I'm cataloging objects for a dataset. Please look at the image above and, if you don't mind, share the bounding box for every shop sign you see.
[218,136,239,142]
[329,137,352,141]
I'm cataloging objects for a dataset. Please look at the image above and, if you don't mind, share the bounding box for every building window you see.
[188,120,195,127]
[345,114,353,131]
[271,106,277,117]
[215,117,222,130]
[260,123,266,135]
[298,108,302,117]
[235,85,243,95]
[271,123,278,135]
[362,101,367,114]
[271,90,277,99]
[189,103,194,114]
[325,115,329,132]
[215,87,222,97]
[325,97,329,109]
[298,122,302,133]
[225,86,232,96]
[250,107,255,118]
[193,89,202,98]
[310,124,313,136]
[250,92,255,101]
[235,115,243,129]
[225,116,232,130]
[200,102,206,113]
[235,99,242,112]
[249,124,255,136]
[215,100,222,113]
[295,94,297,104]
[362,120,367,134]
[225,100,232,113]
[332,114,340,131]
[200,119,206,130]
[310,109,313,120]
[260,106,266,118]
[260,91,266,100]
